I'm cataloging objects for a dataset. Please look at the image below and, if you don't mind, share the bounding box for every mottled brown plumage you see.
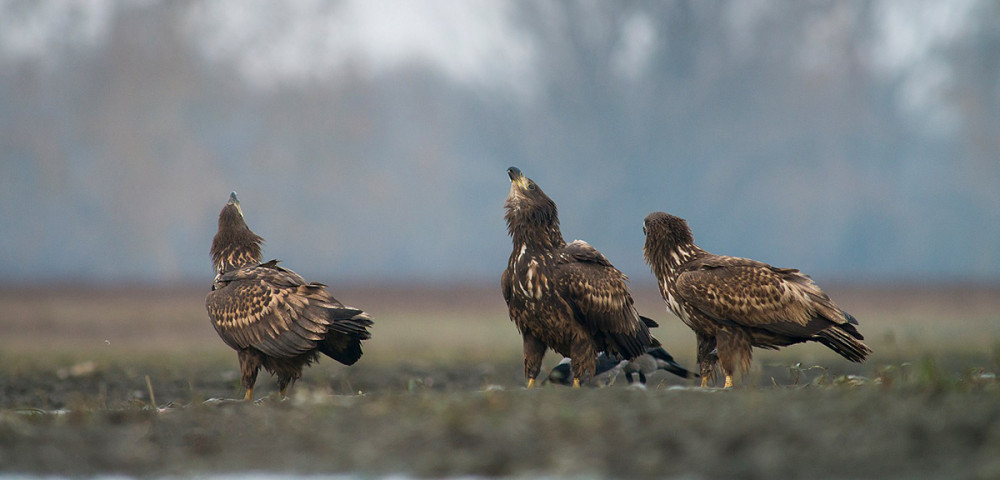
[502,167,653,387]
[211,192,263,275]
[642,212,870,388]
[206,192,372,400]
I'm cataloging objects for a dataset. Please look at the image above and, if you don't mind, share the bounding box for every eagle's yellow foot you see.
[572,378,581,388]
[279,387,288,398]
[723,375,734,389]
[700,376,710,388]
[526,378,536,389]
[242,387,254,402]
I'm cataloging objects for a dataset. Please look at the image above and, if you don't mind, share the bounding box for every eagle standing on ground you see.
[642,212,870,388]
[205,192,373,401]
[502,167,654,388]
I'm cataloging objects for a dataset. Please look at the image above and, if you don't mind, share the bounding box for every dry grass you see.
[2,282,999,366]
[1,283,999,478]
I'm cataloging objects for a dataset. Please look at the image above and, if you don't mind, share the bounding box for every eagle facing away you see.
[501,167,654,388]
[205,192,373,401]
[642,212,871,388]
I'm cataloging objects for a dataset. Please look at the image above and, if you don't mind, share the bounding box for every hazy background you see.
[1,0,998,287]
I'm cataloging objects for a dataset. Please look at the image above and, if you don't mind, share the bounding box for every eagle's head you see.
[211,191,264,274]
[643,212,694,266]
[504,167,561,246]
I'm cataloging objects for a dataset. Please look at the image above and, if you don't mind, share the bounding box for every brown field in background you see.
[1,282,999,479]
[1,282,998,368]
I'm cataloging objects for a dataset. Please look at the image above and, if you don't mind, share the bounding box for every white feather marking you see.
[663,282,687,323]
[518,273,531,298]
[526,261,536,291]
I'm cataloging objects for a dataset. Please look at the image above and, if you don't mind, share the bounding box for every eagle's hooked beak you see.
[507,167,522,181]
[228,191,244,217]
[507,166,529,191]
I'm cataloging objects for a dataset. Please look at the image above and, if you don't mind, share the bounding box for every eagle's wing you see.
[501,267,512,306]
[553,240,650,358]
[673,255,851,337]
[205,261,359,358]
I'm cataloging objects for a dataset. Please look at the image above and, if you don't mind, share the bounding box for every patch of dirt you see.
[0,285,998,478]
[0,356,998,479]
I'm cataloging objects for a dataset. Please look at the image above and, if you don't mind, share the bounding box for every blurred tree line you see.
[0,0,997,284]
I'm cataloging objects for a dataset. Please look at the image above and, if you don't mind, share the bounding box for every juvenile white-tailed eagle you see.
[501,167,654,388]
[206,192,373,401]
[642,212,870,388]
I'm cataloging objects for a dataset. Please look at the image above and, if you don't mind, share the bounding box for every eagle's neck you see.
[512,223,565,253]
[505,199,565,253]
[647,240,704,280]
[211,209,263,274]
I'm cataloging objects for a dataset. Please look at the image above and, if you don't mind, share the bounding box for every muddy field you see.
[1,284,999,478]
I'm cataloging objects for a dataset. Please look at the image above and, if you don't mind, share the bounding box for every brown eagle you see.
[205,192,373,401]
[642,212,870,388]
[502,167,654,388]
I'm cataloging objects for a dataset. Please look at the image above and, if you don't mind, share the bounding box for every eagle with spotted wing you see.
[642,212,870,388]
[206,192,373,401]
[502,167,654,388]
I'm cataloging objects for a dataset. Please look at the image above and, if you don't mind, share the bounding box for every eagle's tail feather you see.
[318,308,373,366]
[816,325,871,363]
[646,346,699,378]
[609,321,654,361]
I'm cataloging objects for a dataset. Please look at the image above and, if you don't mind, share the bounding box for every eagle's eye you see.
[527,182,536,191]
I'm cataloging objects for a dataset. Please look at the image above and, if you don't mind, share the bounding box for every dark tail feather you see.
[318,336,364,365]
[608,314,655,360]
[610,330,652,361]
[838,311,865,340]
[319,309,373,366]
[816,325,871,363]
[325,305,373,335]
[646,347,699,379]
[640,316,662,348]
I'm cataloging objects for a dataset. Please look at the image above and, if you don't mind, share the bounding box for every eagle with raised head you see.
[642,211,870,388]
[502,167,654,388]
[205,192,373,401]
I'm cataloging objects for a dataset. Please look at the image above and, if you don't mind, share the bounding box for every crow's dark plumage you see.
[547,345,697,387]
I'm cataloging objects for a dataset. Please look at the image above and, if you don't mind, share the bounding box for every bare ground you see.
[0,283,999,478]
